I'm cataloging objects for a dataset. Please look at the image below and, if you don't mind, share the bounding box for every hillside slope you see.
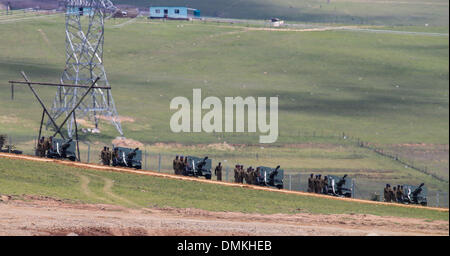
[115,0,449,26]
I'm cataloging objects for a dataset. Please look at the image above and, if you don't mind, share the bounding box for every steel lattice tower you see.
[50,0,123,137]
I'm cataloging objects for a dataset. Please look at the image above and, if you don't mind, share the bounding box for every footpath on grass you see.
[0,152,447,212]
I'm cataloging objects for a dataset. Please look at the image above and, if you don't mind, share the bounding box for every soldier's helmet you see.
[104,146,107,150]
[218,162,221,165]
[310,173,314,177]
[175,155,179,159]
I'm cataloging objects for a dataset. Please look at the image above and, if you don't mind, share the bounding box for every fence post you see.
[299,175,301,191]
[87,143,90,163]
[289,174,292,190]
[144,149,147,170]
[437,192,440,207]
[8,136,11,153]
[226,166,229,182]
[351,179,355,198]
[158,153,161,172]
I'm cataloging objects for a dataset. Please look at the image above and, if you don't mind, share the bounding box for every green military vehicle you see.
[255,165,284,189]
[182,156,212,179]
[112,147,142,169]
[402,183,427,206]
[47,138,77,161]
[326,174,352,198]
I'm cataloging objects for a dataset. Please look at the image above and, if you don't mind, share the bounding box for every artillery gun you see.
[47,138,77,161]
[182,156,212,179]
[255,165,284,189]
[326,174,352,198]
[112,147,142,169]
[402,183,427,206]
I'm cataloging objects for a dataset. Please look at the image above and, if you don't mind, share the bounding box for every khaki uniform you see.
[308,177,314,193]
[112,150,119,166]
[100,149,108,165]
[234,168,239,183]
[384,187,391,202]
[314,178,320,193]
[391,189,397,202]
[44,138,52,156]
[252,169,258,185]
[322,178,328,194]
[215,165,222,181]
[396,188,403,203]
[105,150,111,166]
[173,158,179,175]
[246,168,253,185]
[37,140,45,157]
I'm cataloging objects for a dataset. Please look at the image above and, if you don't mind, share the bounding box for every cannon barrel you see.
[337,174,347,187]
[127,148,139,159]
[412,183,425,196]
[196,156,208,169]
[61,139,73,150]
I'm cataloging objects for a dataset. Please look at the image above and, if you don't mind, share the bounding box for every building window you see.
[175,9,180,14]
[155,9,160,14]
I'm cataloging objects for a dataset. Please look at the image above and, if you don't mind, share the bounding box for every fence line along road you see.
[1,152,447,212]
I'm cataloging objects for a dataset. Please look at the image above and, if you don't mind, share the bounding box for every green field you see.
[0,17,448,144]
[0,157,447,220]
[115,0,449,26]
[0,15,448,193]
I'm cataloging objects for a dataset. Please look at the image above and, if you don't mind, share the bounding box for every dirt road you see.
[0,195,447,236]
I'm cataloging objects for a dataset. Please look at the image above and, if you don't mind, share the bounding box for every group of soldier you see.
[0,134,6,150]
[100,146,119,166]
[35,136,53,157]
[233,165,260,185]
[307,174,329,194]
[172,155,190,176]
[383,184,405,203]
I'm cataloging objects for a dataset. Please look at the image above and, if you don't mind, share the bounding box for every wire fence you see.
[2,133,448,208]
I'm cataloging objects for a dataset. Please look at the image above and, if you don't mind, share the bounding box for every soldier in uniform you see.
[215,162,223,181]
[240,165,245,183]
[396,185,404,203]
[391,186,397,202]
[44,136,53,157]
[388,185,395,203]
[246,166,254,185]
[173,155,179,175]
[36,137,45,157]
[112,147,119,166]
[0,134,5,150]
[384,184,391,202]
[234,165,239,183]
[177,156,184,175]
[238,165,243,183]
[100,146,108,165]
[308,173,314,193]
[105,147,112,166]
[313,175,320,193]
[252,167,259,185]
[322,176,329,194]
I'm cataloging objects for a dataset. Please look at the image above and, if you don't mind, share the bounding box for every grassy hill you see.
[0,157,447,220]
[114,0,449,26]
[0,16,447,145]
[0,15,448,191]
